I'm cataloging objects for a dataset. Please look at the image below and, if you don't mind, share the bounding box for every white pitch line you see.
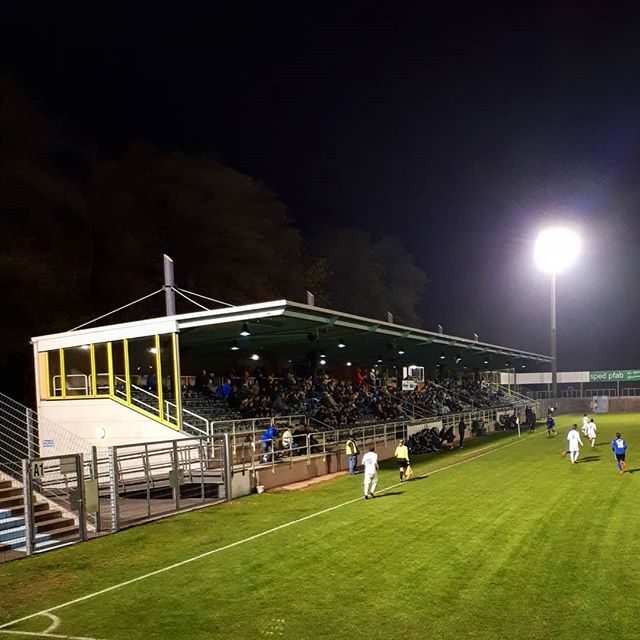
[0,432,537,632]
[43,615,60,634]
[0,630,105,640]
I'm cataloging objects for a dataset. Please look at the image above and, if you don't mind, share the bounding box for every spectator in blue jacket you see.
[260,425,278,462]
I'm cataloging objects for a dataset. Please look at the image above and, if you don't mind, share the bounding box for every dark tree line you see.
[0,78,428,399]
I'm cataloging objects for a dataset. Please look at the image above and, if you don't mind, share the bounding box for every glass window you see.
[127,336,159,416]
[112,341,127,401]
[63,346,91,396]
[94,343,110,396]
[38,352,50,399]
[159,334,178,425]
[46,351,62,398]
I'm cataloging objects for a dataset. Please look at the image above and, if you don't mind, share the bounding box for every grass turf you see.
[1,413,639,640]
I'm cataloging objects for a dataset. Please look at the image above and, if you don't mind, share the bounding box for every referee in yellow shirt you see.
[394,439,410,482]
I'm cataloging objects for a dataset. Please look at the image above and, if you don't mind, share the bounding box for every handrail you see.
[114,376,209,436]
[429,380,477,409]
[496,384,531,403]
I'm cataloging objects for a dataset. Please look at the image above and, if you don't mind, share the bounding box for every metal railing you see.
[231,400,540,476]
[101,434,230,532]
[0,393,94,481]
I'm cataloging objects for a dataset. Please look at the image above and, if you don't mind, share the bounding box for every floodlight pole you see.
[163,254,176,316]
[550,272,558,399]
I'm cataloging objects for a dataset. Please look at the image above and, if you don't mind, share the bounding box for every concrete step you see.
[0,515,24,533]
[0,495,24,509]
[0,487,22,499]
[9,502,51,517]
[0,480,12,490]
[0,525,79,553]
[32,533,79,553]
[0,524,27,543]
[34,508,63,524]
[37,516,76,534]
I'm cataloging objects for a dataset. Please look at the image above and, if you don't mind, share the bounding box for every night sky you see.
[3,2,640,371]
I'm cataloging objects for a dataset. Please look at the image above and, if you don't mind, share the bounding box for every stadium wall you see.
[39,398,188,453]
[253,441,398,490]
[541,397,640,415]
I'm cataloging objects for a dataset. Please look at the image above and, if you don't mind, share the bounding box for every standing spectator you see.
[281,425,294,452]
[194,369,208,391]
[458,418,467,448]
[528,409,537,432]
[362,445,379,499]
[260,424,278,463]
[394,439,410,482]
[345,433,359,475]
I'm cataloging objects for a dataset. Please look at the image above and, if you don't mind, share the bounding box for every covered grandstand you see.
[0,299,551,559]
[29,299,551,446]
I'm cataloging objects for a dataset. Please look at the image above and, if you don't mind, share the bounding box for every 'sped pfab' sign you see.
[589,370,640,382]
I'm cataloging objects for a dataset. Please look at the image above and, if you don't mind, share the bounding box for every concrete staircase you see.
[0,479,79,557]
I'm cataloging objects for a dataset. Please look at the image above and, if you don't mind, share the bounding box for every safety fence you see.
[227,400,539,475]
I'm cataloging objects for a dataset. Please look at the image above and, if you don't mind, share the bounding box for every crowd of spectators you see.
[183,368,518,427]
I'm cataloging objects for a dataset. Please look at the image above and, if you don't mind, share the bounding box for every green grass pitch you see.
[1,413,640,640]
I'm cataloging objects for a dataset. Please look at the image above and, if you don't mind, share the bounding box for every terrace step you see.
[36,516,76,534]
[0,487,22,499]
[8,502,51,518]
[0,515,24,532]
[0,495,24,509]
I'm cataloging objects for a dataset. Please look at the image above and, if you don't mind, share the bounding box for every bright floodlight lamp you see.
[337,341,346,349]
[535,226,581,399]
[240,323,251,337]
[534,227,581,274]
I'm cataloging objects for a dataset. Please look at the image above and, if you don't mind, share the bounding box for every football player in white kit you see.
[361,445,379,499]
[566,424,584,464]
[586,418,597,447]
[581,414,589,436]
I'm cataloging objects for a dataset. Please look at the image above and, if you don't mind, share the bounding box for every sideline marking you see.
[0,432,537,631]
[0,630,105,640]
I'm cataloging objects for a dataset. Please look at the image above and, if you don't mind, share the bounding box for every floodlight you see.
[240,323,251,337]
[346,361,352,367]
[230,341,240,351]
[534,227,581,274]
[250,353,259,361]
[397,349,405,355]
[319,359,326,365]
[440,353,446,360]
[338,341,346,349]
